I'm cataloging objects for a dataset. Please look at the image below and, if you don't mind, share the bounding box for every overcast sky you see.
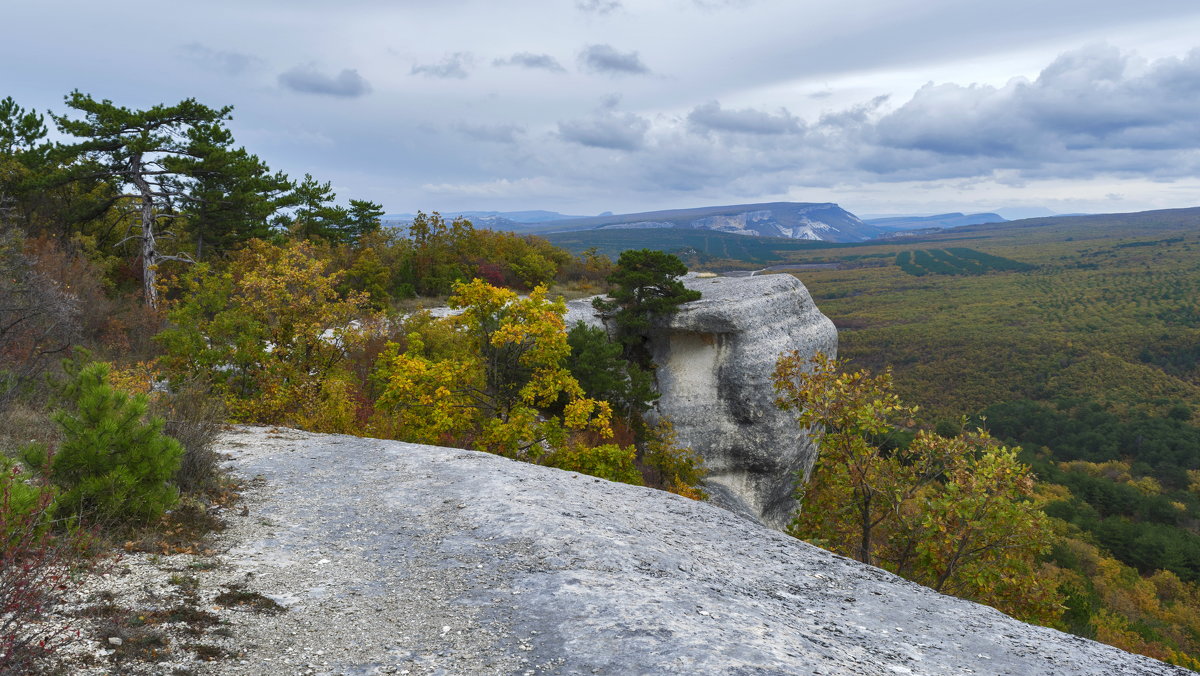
[7,0,1200,217]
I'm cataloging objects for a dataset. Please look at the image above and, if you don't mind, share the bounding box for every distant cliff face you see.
[568,273,837,528]
[540,202,885,242]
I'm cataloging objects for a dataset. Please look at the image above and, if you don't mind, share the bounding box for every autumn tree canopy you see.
[774,351,1061,623]
[374,279,616,463]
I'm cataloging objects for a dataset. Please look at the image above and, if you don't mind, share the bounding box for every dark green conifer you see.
[25,359,182,525]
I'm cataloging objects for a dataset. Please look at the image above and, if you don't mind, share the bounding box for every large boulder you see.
[568,273,837,528]
[646,273,837,528]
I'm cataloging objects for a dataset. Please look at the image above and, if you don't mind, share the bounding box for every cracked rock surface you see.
[204,426,1188,675]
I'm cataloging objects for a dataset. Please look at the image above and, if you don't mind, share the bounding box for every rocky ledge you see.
[569,273,838,528]
[648,273,837,528]
[114,426,1190,675]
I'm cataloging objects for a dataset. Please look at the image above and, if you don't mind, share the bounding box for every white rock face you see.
[647,273,837,528]
[207,426,1190,676]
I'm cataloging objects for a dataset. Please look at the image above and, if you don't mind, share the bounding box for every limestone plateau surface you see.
[202,426,1188,675]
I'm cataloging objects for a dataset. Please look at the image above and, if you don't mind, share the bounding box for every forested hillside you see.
[781,209,1200,667]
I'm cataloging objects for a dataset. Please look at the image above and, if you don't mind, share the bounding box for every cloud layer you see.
[688,101,803,135]
[13,0,1200,215]
[865,45,1200,179]
[493,52,566,72]
[578,44,650,75]
[483,44,1200,210]
[278,65,371,97]
[178,43,259,75]
[412,53,473,79]
[576,0,621,15]
[558,111,650,150]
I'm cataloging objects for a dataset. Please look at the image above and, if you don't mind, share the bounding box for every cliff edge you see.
[204,426,1188,675]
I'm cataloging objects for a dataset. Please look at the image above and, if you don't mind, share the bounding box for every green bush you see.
[640,418,706,499]
[0,459,50,543]
[543,443,643,486]
[24,359,182,525]
[1,461,87,673]
[565,322,657,417]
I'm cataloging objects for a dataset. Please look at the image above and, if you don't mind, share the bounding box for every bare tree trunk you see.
[127,154,160,309]
[141,217,159,310]
[859,493,873,565]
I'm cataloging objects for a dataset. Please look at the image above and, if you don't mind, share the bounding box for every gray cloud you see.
[278,65,371,97]
[529,45,1200,203]
[558,112,650,150]
[576,0,621,14]
[411,52,473,79]
[454,121,524,144]
[872,45,1200,166]
[578,44,649,75]
[688,101,803,135]
[178,43,259,75]
[492,52,565,72]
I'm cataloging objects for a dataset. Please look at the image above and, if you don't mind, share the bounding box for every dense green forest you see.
[544,227,841,265]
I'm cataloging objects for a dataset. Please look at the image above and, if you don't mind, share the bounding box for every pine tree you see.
[51,92,263,306]
[25,359,182,524]
[288,173,352,244]
[593,249,700,368]
[179,122,292,260]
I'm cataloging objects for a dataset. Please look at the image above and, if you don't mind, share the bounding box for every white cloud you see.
[177,43,260,75]
[576,0,621,14]
[453,121,524,143]
[688,101,803,135]
[492,52,566,72]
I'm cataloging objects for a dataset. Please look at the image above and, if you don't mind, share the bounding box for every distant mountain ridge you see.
[382,209,585,232]
[383,203,1079,244]
[866,212,1007,231]
[384,209,583,223]
[525,202,884,243]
